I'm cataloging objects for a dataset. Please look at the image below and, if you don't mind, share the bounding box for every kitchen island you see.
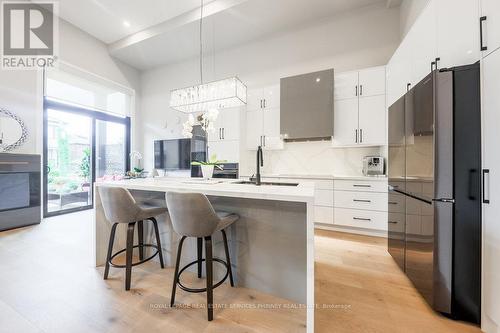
[93,177,315,332]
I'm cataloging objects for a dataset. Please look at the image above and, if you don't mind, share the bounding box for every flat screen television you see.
[154,139,191,170]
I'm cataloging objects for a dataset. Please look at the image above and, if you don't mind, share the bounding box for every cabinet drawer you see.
[314,179,334,190]
[315,206,334,224]
[315,189,334,207]
[334,208,387,231]
[334,190,387,212]
[334,179,387,193]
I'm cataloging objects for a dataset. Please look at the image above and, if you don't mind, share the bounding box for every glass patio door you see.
[43,99,130,217]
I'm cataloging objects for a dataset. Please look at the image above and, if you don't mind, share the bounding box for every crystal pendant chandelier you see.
[170,0,247,113]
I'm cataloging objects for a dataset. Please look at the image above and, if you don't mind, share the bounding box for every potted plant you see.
[191,154,226,179]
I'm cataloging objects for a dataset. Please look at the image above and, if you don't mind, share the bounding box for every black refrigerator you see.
[388,63,481,324]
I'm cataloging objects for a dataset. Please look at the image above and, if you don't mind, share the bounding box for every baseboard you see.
[314,223,387,238]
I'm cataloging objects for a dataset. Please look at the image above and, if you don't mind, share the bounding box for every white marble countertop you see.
[96,177,315,203]
[240,173,388,181]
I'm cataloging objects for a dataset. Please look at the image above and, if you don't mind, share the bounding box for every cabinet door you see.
[208,111,224,142]
[410,0,437,85]
[332,98,358,146]
[245,109,263,150]
[482,0,500,57]
[262,107,283,150]
[358,66,386,97]
[263,84,280,109]
[208,140,239,163]
[334,71,359,100]
[482,49,500,330]
[220,107,240,141]
[387,43,413,107]
[437,0,480,68]
[358,95,386,146]
[247,88,263,111]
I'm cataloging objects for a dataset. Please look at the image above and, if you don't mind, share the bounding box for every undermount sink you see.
[232,180,299,187]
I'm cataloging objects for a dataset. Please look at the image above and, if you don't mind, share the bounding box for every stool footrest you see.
[177,258,230,293]
[109,244,160,268]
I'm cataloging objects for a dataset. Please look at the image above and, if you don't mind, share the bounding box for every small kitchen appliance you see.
[362,156,384,176]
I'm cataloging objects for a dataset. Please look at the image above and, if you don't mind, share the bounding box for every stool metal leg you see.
[125,222,135,291]
[171,236,186,307]
[221,229,234,287]
[197,237,203,278]
[205,236,214,321]
[150,217,164,268]
[137,220,144,260]
[104,223,118,280]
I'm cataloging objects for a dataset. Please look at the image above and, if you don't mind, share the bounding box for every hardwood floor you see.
[0,211,482,333]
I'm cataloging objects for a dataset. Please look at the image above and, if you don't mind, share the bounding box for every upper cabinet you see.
[208,107,241,162]
[481,0,500,58]
[245,85,283,150]
[333,66,386,147]
[387,0,482,106]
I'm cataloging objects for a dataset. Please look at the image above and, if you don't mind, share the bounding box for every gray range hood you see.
[280,69,334,141]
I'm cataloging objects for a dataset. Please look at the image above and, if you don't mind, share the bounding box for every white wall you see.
[139,3,401,176]
[400,0,430,39]
[0,18,141,155]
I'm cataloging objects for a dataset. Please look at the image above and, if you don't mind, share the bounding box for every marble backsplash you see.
[239,140,385,177]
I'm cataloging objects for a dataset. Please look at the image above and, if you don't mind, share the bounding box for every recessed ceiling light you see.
[123,21,131,27]
[316,78,321,82]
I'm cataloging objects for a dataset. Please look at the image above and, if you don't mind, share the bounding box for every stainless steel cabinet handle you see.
[480,16,488,51]
[355,85,358,96]
[222,128,225,140]
[353,217,371,221]
[483,169,490,204]
[355,129,358,143]
[263,135,266,146]
[432,198,455,203]
[360,85,363,96]
[219,128,222,140]
[388,201,398,205]
[388,221,398,224]
[353,184,371,188]
[263,99,266,108]
[260,100,263,109]
[260,135,263,146]
[353,199,371,203]
[360,129,363,143]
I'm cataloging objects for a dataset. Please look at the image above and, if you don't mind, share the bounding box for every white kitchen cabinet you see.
[332,98,358,146]
[481,0,500,58]
[334,71,359,100]
[358,66,386,97]
[481,48,500,332]
[409,0,437,85]
[358,95,386,145]
[334,208,387,231]
[208,140,239,163]
[387,43,412,107]
[333,66,386,147]
[245,84,283,150]
[209,107,241,142]
[437,0,480,68]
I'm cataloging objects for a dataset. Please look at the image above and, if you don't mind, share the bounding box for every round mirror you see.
[0,108,28,152]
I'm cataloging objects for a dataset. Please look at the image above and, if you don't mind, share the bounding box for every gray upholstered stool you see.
[166,191,238,321]
[98,186,167,290]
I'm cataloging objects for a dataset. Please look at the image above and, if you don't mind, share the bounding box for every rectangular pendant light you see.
[170,76,247,113]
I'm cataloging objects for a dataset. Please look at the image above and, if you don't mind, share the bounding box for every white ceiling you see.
[54,0,396,70]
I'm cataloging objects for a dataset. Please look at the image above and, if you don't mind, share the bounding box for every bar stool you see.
[98,186,167,290]
[166,192,238,321]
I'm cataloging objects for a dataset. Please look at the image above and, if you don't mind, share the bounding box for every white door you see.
[358,95,386,146]
[332,98,358,146]
[358,66,386,97]
[220,107,240,141]
[247,88,263,111]
[437,0,480,68]
[409,0,437,85]
[208,140,239,163]
[482,0,500,58]
[482,49,500,331]
[334,71,359,100]
[246,109,263,150]
[262,107,283,150]
[263,84,280,109]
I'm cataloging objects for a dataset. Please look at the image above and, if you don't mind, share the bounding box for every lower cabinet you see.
[333,208,387,231]
[207,140,240,163]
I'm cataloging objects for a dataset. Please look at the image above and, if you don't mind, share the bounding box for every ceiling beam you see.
[108,0,249,54]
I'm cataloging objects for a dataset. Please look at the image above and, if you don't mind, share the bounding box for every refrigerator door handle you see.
[483,169,490,204]
[432,198,455,203]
